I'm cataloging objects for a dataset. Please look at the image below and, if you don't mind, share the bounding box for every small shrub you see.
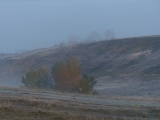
[78,78,91,94]
[22,67,52,89]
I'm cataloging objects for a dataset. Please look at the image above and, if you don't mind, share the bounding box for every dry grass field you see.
[0,87,160,120]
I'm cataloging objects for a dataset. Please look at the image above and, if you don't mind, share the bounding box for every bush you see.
[78,78,91,94]
[22,69,37,88]
[78,75,96,94]
[82,75,97,91]
[22,67,52,89]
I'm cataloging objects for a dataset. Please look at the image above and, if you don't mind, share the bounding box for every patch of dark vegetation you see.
[0,105,158,120]
[0,107,64,120]
[0,107,108,120]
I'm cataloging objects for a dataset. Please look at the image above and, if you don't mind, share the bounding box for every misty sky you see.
[0,0,160,53]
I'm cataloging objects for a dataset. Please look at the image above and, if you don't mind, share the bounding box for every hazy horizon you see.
[0,0,160,53]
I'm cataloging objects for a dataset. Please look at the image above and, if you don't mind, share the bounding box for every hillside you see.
[0,36,160,96]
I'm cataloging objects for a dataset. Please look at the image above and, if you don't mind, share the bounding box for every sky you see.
[0,0,160,53]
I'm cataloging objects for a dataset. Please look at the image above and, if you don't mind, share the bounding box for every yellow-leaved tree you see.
[52,58,81,92]
[52,58,96,93]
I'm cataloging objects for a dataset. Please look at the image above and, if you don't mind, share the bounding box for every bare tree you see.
[105,29,116,40]
[86,31,101,42]
[58,42,66,48]
[67,35,79,45]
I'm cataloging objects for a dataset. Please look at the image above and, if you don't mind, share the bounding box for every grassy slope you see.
[0,36,160,90]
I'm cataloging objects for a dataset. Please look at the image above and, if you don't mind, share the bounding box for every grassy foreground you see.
[0,87,160,120]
